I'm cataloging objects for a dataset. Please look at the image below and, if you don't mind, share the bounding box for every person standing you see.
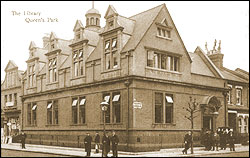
[102,132,109,157]
[182,131,192,154]
[94,132,100,153]
[20,131,26,149]
[228,130,235,151]
[84,133,92,157]
[203,130,210,151]
[212,132,220,151]
[110,131,119,157]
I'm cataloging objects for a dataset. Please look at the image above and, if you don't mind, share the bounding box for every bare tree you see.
[183,96,200,154]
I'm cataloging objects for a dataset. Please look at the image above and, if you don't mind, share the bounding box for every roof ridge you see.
[118,14,136,22]
[129,3,164,19]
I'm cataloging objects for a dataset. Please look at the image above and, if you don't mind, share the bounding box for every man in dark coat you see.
[203,130,210,151]
[102,132,110,157]
[94,132,100,153]
[84,133,92,157]
[221,130,228,150]
[182,131,192,154]
[228,130,235,151]
[110,131,119,157]
[20,131,27,149]
[212,132,220,151]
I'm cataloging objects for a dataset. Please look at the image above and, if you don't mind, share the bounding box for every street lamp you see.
[100,102,108,134]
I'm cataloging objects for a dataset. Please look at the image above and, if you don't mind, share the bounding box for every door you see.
[203,116,213,131]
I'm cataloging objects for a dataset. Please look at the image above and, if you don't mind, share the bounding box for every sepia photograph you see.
[1,1,249,157]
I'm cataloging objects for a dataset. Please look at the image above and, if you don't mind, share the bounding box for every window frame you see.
[236,86,243,106]
[104,37,118,70]
[73,49,84,78]
[48,57,57,83]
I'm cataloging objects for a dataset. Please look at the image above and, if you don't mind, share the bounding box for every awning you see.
[72,99,78,106]
[32,105,37,110]
[165,96,173,103]
[113,95,120,102]
[80,98,86,105]
[104,96,110,103]
[47,103,52,109]
[228,110,237,114]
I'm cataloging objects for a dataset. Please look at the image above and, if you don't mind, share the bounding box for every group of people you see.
[84,131,119,157]
[203,128,235,152]
[182,128,236,154]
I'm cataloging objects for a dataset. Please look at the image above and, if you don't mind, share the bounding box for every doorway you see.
[203,116,213,131]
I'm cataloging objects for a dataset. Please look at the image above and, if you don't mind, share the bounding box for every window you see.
[14,93,17,106]
[47,101,53,125]
[244,117,248,133]
[154,92,174,124]
[112,92,121,123]
[9,94,12,102]
[51,44,54,49]
[103,93,111,123]
[27,104,32,125]
[48,57,57,82]
[155,93,163,123]
[102,92,121,124]
[71,97,86,124]
[86,18,89,26]
[79,97,86,124]
[157,27,171,39]
[238,117,242,133]
[91,17,94,25]
[53,100,59,125]
[96,18,99,26]
[28,64,35,87]
[165,94,174,123]
[227,85,232,104]
[109,21,114,27]
[104,38,118,70]
[73,49,84,77]
[5,95,7,104]
[236,86,242,105]
[32,103,37,125]
[72,98,78,124]
[147,51,179,72]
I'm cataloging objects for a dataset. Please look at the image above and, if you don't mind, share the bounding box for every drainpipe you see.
[223,90,228,127]
[21,80,25,131]
[124,51,131,151]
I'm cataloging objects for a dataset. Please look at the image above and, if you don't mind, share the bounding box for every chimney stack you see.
[42,33,50,48]
[206,39,224,69]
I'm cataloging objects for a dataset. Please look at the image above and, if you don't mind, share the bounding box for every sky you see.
[1,1,249,81]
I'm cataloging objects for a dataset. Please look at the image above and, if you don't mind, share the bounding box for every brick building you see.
[1,60,24,142]
[20,3,248,151]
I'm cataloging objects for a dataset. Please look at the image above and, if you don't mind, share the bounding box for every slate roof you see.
[122,4,164,53]
[219,68,248,83]
[189,52,215,77]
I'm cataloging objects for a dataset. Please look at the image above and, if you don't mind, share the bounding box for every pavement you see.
[1,143,249,157]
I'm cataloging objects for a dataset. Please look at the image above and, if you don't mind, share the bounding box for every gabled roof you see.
[220,67,248,83]
[122,4,164,53]
[117,15,135,35]
[194,47,224,78]
[189,52,215,77]
[28,47,47,62]
[4,60,18,72]
[73,20,84,31]
[29,41,37,50]
[104,5,118,19]
[50,32,58,40]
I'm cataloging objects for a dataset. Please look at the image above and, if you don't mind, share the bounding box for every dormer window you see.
[157,27,171,39]
[104,38,118,70]
[51,44,55,49]
[48,57,57,83]
[109,20,114,28]
[28,64,36,87]
[73,49,84,77]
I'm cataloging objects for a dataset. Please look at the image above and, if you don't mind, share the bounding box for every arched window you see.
[96,18,99,26]
[91,18,94,25]
[86,18,89,26]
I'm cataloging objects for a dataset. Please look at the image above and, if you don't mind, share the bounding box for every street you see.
[1,148,249,157]
[1,149,70,157]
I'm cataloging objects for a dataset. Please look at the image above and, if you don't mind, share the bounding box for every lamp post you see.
[100,102,108,134]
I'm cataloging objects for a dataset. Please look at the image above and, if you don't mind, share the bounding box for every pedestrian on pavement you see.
[94,131,100,153]
[182,131,192,154]
[228,130,235,151]
[102,132,110,157]
[221,129,228,150]
[20,131,27,149]
[84,132,92,157]
[207,130,213,151]
[212,132,220,151]
[204,130,210,151]
[110,131,119,157]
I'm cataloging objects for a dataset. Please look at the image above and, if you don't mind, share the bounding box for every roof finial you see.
[92,1,94,8]
[213,39,217,53]
[217,40,221,53]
